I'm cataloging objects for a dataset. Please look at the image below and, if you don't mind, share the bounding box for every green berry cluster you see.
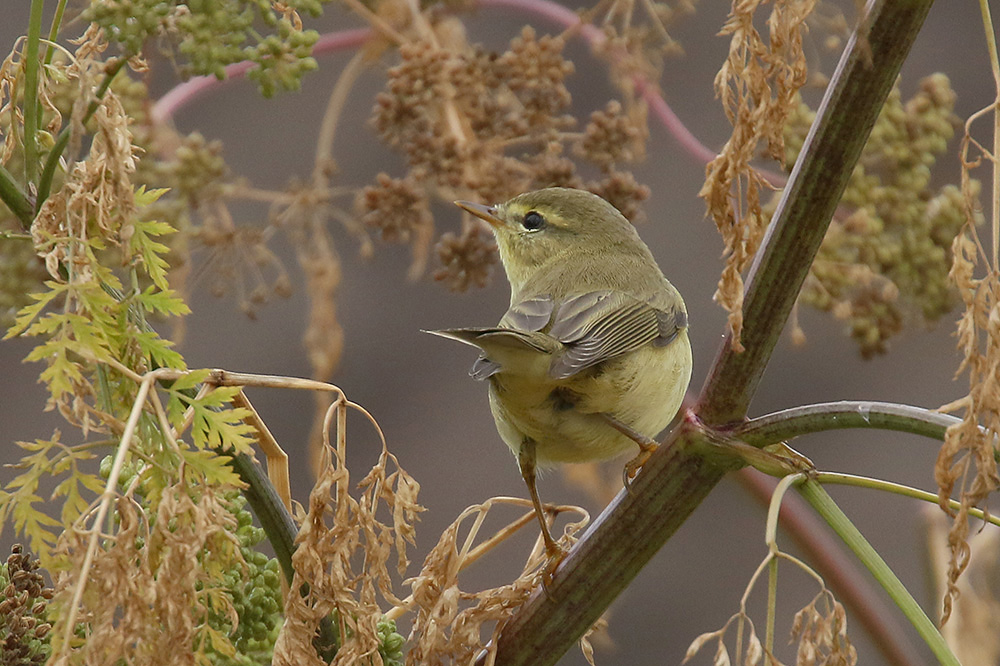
[0,545,53,666]
[377,617,406,666]
[212,494,408,665]
[98,458,284,664]
[206,494,283,666]
[84,0,326,97]
[781,73,969,356]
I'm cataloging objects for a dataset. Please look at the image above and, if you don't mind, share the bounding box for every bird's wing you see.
[465,295,556,380]
[428,290,686,381]
[498,295,555,331]
[547,290,687,380]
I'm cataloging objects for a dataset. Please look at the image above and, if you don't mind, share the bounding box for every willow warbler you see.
[430,187,692,559]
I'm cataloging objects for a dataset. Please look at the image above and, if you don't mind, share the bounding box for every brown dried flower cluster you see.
[1,545,53,666]
[433,225,497,292]
[367,22,654,291]
[790,589,858,665]
[54,482,246,665]
[274,401,421,665]
[577,100,648,169]
[936,89,1000,621]
[406,499,587,664]
[357,173,434,279]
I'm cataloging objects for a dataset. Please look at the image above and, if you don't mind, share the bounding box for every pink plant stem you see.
[151,28,372,123]
[483,0,720,165]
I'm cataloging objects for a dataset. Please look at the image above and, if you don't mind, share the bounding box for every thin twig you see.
[314,51,367,180]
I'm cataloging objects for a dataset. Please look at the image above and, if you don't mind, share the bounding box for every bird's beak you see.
[455,200,504,228]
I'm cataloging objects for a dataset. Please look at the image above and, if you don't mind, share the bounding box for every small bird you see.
[429,187,692,560]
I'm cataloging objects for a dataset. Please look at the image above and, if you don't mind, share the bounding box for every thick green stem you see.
[489,1,935,664]
[733,401,958,446]
[798,481,959,666]
[696,0,934,424]
[227,451,298,582]
[23,0,45,187]
[0,164,34,226]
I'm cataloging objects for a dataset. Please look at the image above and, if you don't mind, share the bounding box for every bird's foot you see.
[622,445,657,493]
[600,413,660,492]
[539,540,568,593]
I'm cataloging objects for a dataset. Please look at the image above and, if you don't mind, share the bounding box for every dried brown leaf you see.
[702,0,815,349]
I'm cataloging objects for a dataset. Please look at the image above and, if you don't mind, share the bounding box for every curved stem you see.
[798,480,959,666]
[150,28,372,124]
[736,470,926,666]
[733,401,959,446]
[314,51,366,178]
[817,471,1000,527]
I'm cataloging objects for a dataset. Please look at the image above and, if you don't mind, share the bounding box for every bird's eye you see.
[522,211,545,231]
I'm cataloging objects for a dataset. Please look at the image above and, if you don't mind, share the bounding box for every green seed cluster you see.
[209,495,408,665]
[781,74,968,356]
[98,459,284,664]
[162,133,229,206]
[206,494,284,666]
[84,0,325,97]
[0,545,53,666]
[377,617,406,666]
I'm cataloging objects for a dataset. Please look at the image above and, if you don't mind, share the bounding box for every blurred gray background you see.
[0,1,991,664]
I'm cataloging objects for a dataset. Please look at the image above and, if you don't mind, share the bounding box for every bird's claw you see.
[622,443,657,494]
[539,542,568,594]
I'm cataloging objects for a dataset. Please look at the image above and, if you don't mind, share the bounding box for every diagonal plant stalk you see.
[489,1,936,664]
[799,480,959,666]
[0,164,33,226]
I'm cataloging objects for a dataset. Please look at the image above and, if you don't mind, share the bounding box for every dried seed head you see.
[433,225,498,292]
[577,100,648,169]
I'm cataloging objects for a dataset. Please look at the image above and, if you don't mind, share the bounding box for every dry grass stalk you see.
[274,395,421,666]
[700,0,815,350]
[404,498,588,665]
[938,38,1000,621]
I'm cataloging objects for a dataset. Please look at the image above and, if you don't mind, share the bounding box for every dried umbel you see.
[357,173,434,279]
[433,225,497,292]
[1,545,53,666]
[364,18,657,294]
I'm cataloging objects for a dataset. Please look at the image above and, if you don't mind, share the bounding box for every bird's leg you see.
[600,413,659,486]
[517,439,564,565]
